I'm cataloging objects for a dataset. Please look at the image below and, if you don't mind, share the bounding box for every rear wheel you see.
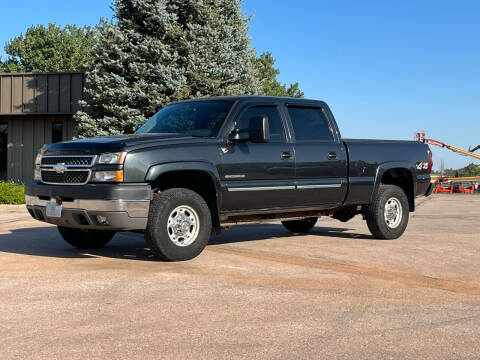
[366,184,409,239]
[145,188,212,261]
[57,226,115,249]
[282,217,318,233]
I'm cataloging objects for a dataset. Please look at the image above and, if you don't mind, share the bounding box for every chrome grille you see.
[41,155,94,166]
[41,170,90,185]
[39,154,95,185]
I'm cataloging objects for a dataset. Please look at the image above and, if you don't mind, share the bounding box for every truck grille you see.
[41,170,90,185]
[39,154,95,185]
[41,156,94,166]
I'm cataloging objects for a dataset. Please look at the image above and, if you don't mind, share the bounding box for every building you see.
[0,72,84,183]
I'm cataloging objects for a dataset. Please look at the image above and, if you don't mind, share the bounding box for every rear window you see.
[287,107,333,141]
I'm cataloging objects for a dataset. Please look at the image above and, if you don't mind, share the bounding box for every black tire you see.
[145,188,212,261]
[57,226,115,249]
[282,217,318,233]
[366,184,409,239]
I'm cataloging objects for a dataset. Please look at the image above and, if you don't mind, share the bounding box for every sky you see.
[1,0,479,169]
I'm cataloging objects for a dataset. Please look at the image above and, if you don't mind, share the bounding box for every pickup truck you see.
[25,96,434,261]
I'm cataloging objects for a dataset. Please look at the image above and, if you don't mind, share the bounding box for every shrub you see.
[0,182,25,204]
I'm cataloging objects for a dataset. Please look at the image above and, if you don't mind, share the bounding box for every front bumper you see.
[25,182,152,230]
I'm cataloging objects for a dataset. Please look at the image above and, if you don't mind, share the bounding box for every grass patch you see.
[0,182,25,204]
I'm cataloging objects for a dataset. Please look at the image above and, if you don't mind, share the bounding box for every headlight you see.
[34,153,42,182]
[92,170,124,182]
[35,153,42,166]
[97,152,127,164]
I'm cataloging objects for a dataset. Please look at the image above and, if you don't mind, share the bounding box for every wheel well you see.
[380,168,414,211]
[150,170,220,229]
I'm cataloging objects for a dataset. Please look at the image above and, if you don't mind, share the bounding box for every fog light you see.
[96,215,108,225]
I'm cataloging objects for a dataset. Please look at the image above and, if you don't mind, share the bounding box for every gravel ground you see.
[0,194,479,359]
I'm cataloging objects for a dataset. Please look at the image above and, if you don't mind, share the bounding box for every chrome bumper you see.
[25,195,150,218]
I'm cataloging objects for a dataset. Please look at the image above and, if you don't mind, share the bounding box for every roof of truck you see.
[173,95,326,106]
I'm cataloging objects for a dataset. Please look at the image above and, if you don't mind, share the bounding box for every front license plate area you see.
[46,202,62,218]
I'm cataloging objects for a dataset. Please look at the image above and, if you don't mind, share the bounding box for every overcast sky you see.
[1,0,479,169]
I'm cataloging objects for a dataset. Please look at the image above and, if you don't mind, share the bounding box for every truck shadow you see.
[0,224,373,261]
[208,224,372,245]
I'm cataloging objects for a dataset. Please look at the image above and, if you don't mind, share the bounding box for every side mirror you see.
[248,115,270,143]
[228,115,270,143]
[228,128,250,142]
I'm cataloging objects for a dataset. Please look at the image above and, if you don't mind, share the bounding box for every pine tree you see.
[76,0,259,137]
[253,52,303,98]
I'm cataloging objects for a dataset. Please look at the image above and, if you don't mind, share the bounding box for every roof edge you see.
[0,71,85,76]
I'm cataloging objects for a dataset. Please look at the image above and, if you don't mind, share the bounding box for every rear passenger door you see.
[285,105,348,207]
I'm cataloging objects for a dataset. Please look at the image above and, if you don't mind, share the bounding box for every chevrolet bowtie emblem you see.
[53,163,67,174]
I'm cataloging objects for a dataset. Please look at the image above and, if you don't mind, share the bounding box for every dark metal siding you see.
[2,115,76,182]
[0,72,83,182]
[0,73,84,115]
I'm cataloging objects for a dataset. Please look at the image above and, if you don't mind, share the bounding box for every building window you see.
[52,122,63,143]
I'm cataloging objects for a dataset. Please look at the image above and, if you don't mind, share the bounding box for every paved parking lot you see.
[0,195,479,359]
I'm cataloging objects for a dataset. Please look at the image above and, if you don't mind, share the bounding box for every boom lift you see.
[415,131,480,161]
[415,132,480,193]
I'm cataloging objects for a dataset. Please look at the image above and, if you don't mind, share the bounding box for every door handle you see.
[327,152,337,160]
[281,152,294,160]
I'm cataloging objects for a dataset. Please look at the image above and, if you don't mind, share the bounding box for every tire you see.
[366,184,409,239]
[145,188,212,261]
[282,217,318,233]
[57,226,115,249]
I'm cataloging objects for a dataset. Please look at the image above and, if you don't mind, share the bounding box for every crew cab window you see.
[287,106,333,141]
[236,106,285,141]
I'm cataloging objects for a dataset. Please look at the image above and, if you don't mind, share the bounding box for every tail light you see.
[427,149,433,174]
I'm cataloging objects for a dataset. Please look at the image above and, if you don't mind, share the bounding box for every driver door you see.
[219,105,295,212]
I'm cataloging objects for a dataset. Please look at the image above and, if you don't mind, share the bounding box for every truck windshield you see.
[136,100,233,137]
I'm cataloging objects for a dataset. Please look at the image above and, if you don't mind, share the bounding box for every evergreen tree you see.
[253,52,303,98]
[76,0,259,137]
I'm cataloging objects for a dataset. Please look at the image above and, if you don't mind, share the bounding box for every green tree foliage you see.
[435,163,480,177]
[0,24,95,72]
[76,0,260,137]
[253,52,303,98]
[460,163,480,176]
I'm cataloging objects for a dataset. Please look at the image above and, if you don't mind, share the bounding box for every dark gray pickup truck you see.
[25,96,433,261]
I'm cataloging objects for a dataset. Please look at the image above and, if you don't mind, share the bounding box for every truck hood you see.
[42,133,208,154]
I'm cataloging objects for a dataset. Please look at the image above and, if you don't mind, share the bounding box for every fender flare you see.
[145,161,222,209]
[371,161,417,211]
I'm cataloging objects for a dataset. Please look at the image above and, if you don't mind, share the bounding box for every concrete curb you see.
[0,204,26,211]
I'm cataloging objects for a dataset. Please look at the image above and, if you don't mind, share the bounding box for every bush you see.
[0,182,25,204]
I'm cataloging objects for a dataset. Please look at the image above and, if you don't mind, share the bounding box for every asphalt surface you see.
[0,195,479,359]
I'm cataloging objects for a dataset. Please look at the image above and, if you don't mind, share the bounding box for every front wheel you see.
[282,217,318,233]
[145,188,212,261]
[366,184,409,239]
[57,226,115,249]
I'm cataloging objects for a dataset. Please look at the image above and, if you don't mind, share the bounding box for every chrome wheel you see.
[167,205,200,247]
[384,197,402,228]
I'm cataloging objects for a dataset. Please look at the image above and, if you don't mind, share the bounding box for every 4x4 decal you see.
[416,161,429,170]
